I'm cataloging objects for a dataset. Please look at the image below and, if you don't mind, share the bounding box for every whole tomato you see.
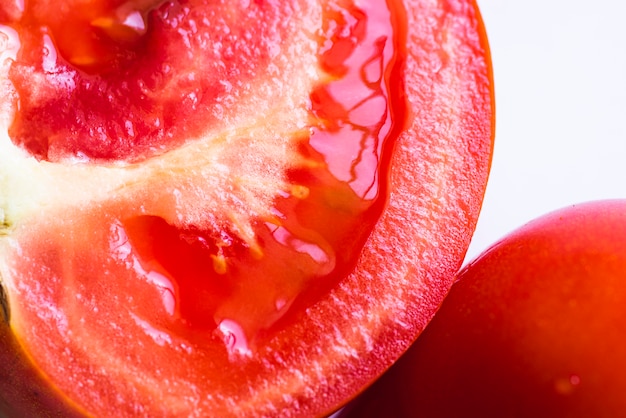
[341,199,626,418]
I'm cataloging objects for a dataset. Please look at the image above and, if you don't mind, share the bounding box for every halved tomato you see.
[0,0,493,416]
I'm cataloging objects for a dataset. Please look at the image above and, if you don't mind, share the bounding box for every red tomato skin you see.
[340,199,626,418]
[0,326,86,418]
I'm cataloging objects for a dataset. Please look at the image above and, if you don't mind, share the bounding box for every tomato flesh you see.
[2,0,404,349]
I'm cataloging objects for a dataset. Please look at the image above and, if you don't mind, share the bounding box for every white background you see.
[465,0,626,262]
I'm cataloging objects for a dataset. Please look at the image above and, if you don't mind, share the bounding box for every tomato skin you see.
[0,326,86,418]
[340,200,626,418]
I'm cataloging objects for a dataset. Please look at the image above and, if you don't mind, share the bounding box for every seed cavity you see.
[290,184,310,199]
[211,253,227,275]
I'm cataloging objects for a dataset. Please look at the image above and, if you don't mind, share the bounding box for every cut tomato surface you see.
[0,0,493,417]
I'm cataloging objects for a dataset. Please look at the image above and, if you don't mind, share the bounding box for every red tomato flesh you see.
[2,0,404,350]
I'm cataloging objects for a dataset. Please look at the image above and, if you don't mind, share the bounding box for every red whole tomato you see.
[0,0,493,416]
[341,200,626,418]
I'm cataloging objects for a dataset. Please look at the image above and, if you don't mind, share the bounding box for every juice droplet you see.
[554,374,581,395]
[217,319,251,358]
[0,25,20,64]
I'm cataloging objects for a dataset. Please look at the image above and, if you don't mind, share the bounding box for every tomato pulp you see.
[0,0,493,416]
